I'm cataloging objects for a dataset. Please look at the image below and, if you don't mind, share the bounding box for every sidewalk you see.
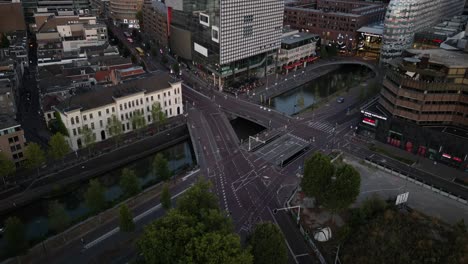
[372,140,467,180]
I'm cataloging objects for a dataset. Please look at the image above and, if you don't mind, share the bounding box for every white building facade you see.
[55,73,183,150]
[381,0,465,63]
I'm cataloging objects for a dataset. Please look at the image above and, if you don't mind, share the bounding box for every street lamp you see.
[273,205,302,225]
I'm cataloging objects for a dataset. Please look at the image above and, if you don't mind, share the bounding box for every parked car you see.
[337,97,345,103]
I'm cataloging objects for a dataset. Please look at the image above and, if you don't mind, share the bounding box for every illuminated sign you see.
[362,117,376,126]
[453,157,462,162]
[361,110,387,120]
[442,153,451,159]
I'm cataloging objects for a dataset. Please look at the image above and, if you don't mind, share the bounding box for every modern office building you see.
[284,0,386,49]
[359,48,468,170]
[166,0,284,90]
[54,72,183,150]
[109,0,144,28]
[380,0,465,63]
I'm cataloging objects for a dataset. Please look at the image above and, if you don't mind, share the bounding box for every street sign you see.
[395,192,409,205]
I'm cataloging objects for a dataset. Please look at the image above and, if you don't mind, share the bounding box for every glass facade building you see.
[167,0,284,89]
[380,0,465,63]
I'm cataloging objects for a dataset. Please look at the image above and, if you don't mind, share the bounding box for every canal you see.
[0,140,196,250]
[270,65,373,115]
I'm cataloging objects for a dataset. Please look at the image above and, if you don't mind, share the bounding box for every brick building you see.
[142,0,168,49]
[284,0,386,49]
[0,115,26,166]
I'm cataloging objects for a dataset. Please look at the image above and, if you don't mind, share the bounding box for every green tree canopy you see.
[250,222,288,264]
[137,179,251,264]
[119,168,140,197]
[4,216,27,257]
[0,152,15,182]
[131,110,146,131]
[48,132,70,160]
[84,179,106,213]
[48,201,71,234]
[53,112,69,136]
[160,183,171,210]
[107,114,123,145]
[320,45,328,59]
[119,203,135,232]
[82,126,96,150]
[24,142,46,170]
[172,63,180,74]
[323,164,361,212]
[301,152,334,202]
[151,102,166,130]
[152,153,171,181]
[1,33,10,48]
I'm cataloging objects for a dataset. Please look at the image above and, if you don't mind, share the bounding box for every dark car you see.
[337,97,345,103]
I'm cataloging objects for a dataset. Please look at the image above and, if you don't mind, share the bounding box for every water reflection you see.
[270,65,372,115]
[0,141,195,246]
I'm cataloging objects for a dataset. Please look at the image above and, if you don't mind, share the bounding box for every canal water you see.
[0,141,195,248]
[270,65,373,115]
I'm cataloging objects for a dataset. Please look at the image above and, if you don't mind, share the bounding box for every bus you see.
[135,47,145,56]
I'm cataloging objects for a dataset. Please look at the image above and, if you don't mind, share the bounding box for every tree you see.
[0,33,10,48]
[137,180,252,264]
[53,111,69,136]
[48,201,71,235]
[151,46,158,57]
[296,92,305,110]
[119,204,135,232]
[0,152,15,184]
[320,45,328,59]
[119,168,140,197]
[301,152,334,202]
[176,178,218,218]
[107,114,123,147]
[152,153,172,181]
[171,63,180,75]
[84,179,106,214]
[161,55,168,64]
[135,10,143,29]
[24,142,45,174]
[48,132,70,162]
[4,216,27,257]
[130,110,146,133]
[82,126,96,155]
[123,47,130,57]
[160,183,171,210]
[250,222,288,264]
[323,164,361,212]
[151,102,166,132]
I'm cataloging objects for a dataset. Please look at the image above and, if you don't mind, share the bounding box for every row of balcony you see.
[386,70,467,92]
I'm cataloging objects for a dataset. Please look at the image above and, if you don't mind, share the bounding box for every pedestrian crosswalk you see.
[306,121,335,134]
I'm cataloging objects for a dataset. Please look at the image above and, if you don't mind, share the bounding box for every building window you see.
[73,128,77,136]
[91,123,95,129]
[90,113,93,119]
[14,136,18,142]
[75,116,79,124]
[243,25,253,37]
[212,26,219,43]
[120,105,123,111]
[199,13,209,26]
[15,144,21,150]
[106,109,109,114]
[71,118,75,125]
[122,124,125,132]
[98,111,101,117]
[83,115,87,121]
[100,120,103,127]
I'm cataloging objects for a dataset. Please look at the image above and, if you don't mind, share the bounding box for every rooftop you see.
[281,32,320,45]
[405,49,468,68]
[0,114,19,130]
[357,22,384,36]
[56,72,177,112]
[0,2,26,33]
